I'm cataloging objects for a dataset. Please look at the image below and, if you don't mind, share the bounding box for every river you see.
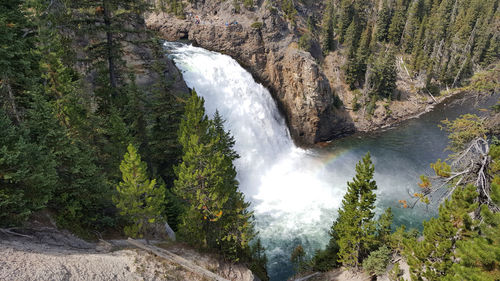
[164,42,496,281]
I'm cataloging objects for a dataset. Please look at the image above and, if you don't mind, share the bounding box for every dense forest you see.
[0,0,267,278]
[311,0,499,109]
[1,0,499,280]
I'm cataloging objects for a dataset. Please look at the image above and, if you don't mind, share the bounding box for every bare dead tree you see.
[407,138,499,214]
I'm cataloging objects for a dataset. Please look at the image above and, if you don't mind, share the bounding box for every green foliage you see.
[291,244,308,274]
[362,245,392,276]
[175,91,254,262]
[0,109,57,226]
[251,22,263,29]
[298,33,312,52]
[243,0,254,9]
[344,25,372,90]
[431,159,452,178]
[375,0,392,42]
[320,0,336,54]
[367,48,397,99]
[312,237,340,272]
[389,262,403,281]
[440,114,487,153]
[281,0,297,25]
[333,152,378,269]
[336,0,499,91]
[249,238,270,281]
[387,0,407,45]
[458,63,500,94]
[444,146,500,280]
[377,207,393,246]
[404,184,479,280]
[113,144,166,238]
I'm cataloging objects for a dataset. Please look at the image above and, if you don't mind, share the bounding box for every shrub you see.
[251,22,263,30]
[362,245,392,276]
[298,33,311,52]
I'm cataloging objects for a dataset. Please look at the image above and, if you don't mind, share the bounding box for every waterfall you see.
[164,42,345,279]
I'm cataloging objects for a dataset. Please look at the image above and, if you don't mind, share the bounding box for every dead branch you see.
[0,228,34,238]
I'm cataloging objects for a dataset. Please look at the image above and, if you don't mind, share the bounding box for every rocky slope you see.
[145,0,453,145]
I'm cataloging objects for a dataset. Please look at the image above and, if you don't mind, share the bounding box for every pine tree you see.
[404,184,479,280]
[401,0,425,53]
[250,238,270,281]
[281,0,297,25]
[175,92,254,261]
[387,0,407,45]
[0,109,58,226]
[113,143,166,239]
[0,0,39,123]
[337,0,354,44]
[26,96,112,234]
[375,0,392,42]
[148,65,184,186]
[444,145,500,280]
[344,47,359,90]
[321,0,336,54]
[367,47,397,99]
[291,245,307,274]
[362,245,392,276]
[343,18,361,51]
[175,91,221,247]
[333,152,378,269]
[355,25,373,87]
[377,207,393,246]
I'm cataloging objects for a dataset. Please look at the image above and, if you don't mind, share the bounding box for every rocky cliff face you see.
[146,1,354,145]
[146,0,446,145]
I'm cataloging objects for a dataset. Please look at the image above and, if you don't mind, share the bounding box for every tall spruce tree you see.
[387,0,407,45]
[175,91,254,261]
[367,47,397,99]
[0,109,58,226]
[333,152,378,269]
[0,0,39,123]
[321,0,336,54]
[375,0,392,42]
[114,143,166,239]
[376,207,393,246]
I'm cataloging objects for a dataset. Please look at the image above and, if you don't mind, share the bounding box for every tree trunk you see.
[1,78,21,124]
[102,0,118,96]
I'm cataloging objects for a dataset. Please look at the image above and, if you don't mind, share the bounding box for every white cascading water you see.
[164,42,347,278]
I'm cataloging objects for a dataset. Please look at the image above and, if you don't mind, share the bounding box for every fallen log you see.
[127,238,230,281]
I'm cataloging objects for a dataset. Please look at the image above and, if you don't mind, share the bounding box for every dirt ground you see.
[0,228,251,281]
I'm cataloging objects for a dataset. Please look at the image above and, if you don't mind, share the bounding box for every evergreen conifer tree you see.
[375,0,392,42]
[387,0,407,45]
[0,109,57,226]
[333,152,378,269]
[175,91,254,261]
[321,0,336,54]
[114,143,166,239]
[367,48,397,99]
[444,145,500,280]
[377,207,393,246]
[404,184,479,280]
